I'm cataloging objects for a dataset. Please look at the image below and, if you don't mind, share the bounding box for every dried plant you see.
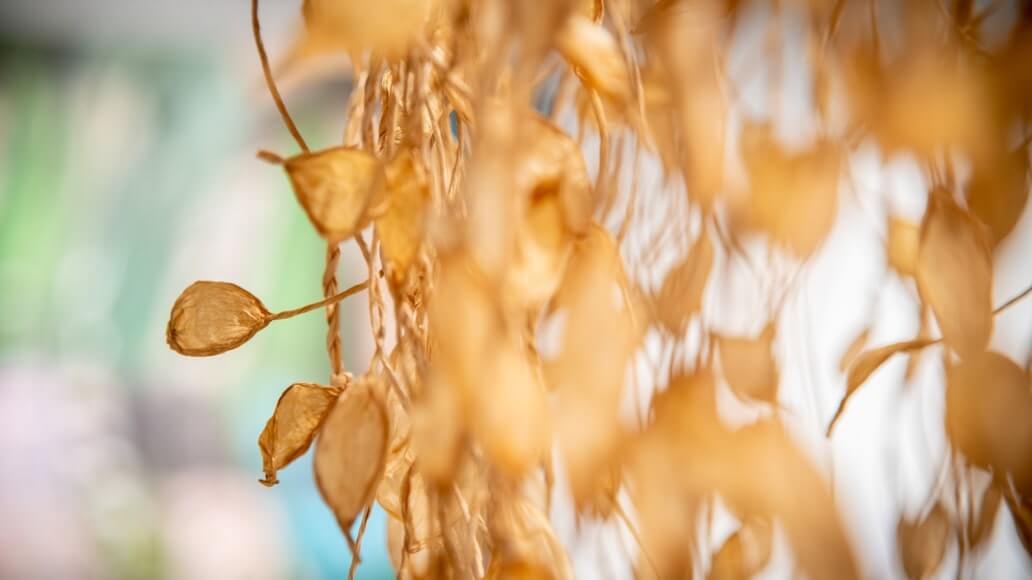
[166,0,1032,578]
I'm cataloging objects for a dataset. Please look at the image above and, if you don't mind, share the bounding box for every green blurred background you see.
[0,1,392,578]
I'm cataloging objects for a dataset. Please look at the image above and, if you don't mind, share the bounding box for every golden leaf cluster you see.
[165,0,1032,578]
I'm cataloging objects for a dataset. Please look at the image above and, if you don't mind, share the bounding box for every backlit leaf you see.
[708,518,773,580]
[376,150,431,284]
[828,338,936,434]
[945,351,1032,488]
[314,378,389,534]
[887,218,920,278]
[718,324,778,404]
[258,382,340,486]
[654,231,713,335]
[285,146,386,242]
[302,0,433,56]
[897,503,950,580]
[916,192,993,358]
[166,281,271,356]
[556,16,631,105]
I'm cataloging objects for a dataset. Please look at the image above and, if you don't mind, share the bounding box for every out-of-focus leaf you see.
[474,342,550,476]
[1003,488,1032,558]
[916,192,993,358]
[302,0,433,56]
[376,150,430,284]
[838,327,870,373]
[738,126,841,257]
[718,324,778,404]
[967,148,1030,247]
[887,218,920,277]
[314,378,389,535]
[551,225,640,507]
[519,116,593,235]
[411,372,464,485]
[945,351,1032,488]
[488,499,573,580]
[556,15,630,105]
[285,146,386,242]
[897,503,950,580]
[166,281,271,356]
[970,483,1002,550]
[506,183,573,313]
[828,338,936,434]
[654,231,713,335]
[708,518,773,580]
[258,382,340,486]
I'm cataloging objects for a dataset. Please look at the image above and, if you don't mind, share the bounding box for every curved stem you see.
[251,0,309,153]
[269,280,369,321]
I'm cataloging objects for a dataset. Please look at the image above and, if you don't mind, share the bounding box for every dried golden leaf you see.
[488,500,573,580]
[1004,490,1032,558]
[945,351,1032,488]
[916,193,993,358]
[969,483,1002,549]
[258,382,340,486]
[428,253,498,399]
[376,151,430,284]
[314,378,389,534]
[708,519,773,580]
[551,226,639,506]
[302,0,433,56]
[166,281,271,356]
[411,372,464,485]
[718,324,778,404]
[285,146,385,242]
[654,231,713,335]
[897,503,950,580]
[506,185,573,313]
[739,127,841,257]
[727,421,859,580]
[473,342,550,476]
[967,149,1030,246]
[519,117,593,235]
[556,16,631,105]
[887,218,920,277]
[828,338,936,434]
[838,327,870,372]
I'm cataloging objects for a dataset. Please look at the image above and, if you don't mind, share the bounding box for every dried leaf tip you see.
[258,382,341,486]
[166,281,271,357]
[285,147,386,242]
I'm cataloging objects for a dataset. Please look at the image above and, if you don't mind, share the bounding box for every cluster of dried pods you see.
[166,0,1032,578]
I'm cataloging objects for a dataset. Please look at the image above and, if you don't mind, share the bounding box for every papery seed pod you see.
[314,378,389,535]
[887,217,920,277]
[258,382,340,486]
[945,351,1032,489]
[738,126,841,258]
[916,192,993,358]
[285,146,386,242]
[897,503,950,580]
[473,341,550,477]
[302,0,434,56]
[519,117,593,236]
[654,230,713,335]
[717,324,778,404]
[376,150,431,285]
[166,281,271,356]
[556,15,631,105]
[708,518,773,580]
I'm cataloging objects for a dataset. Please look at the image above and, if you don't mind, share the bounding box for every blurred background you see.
[0,0,392,578]
[1,1,1031,579]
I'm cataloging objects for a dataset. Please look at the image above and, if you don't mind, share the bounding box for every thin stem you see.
[993,283,1032,315]
[269,280,369,321]
[251,0,309,153]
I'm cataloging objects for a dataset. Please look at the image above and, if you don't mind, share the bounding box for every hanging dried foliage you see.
[165,0,1032,577]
